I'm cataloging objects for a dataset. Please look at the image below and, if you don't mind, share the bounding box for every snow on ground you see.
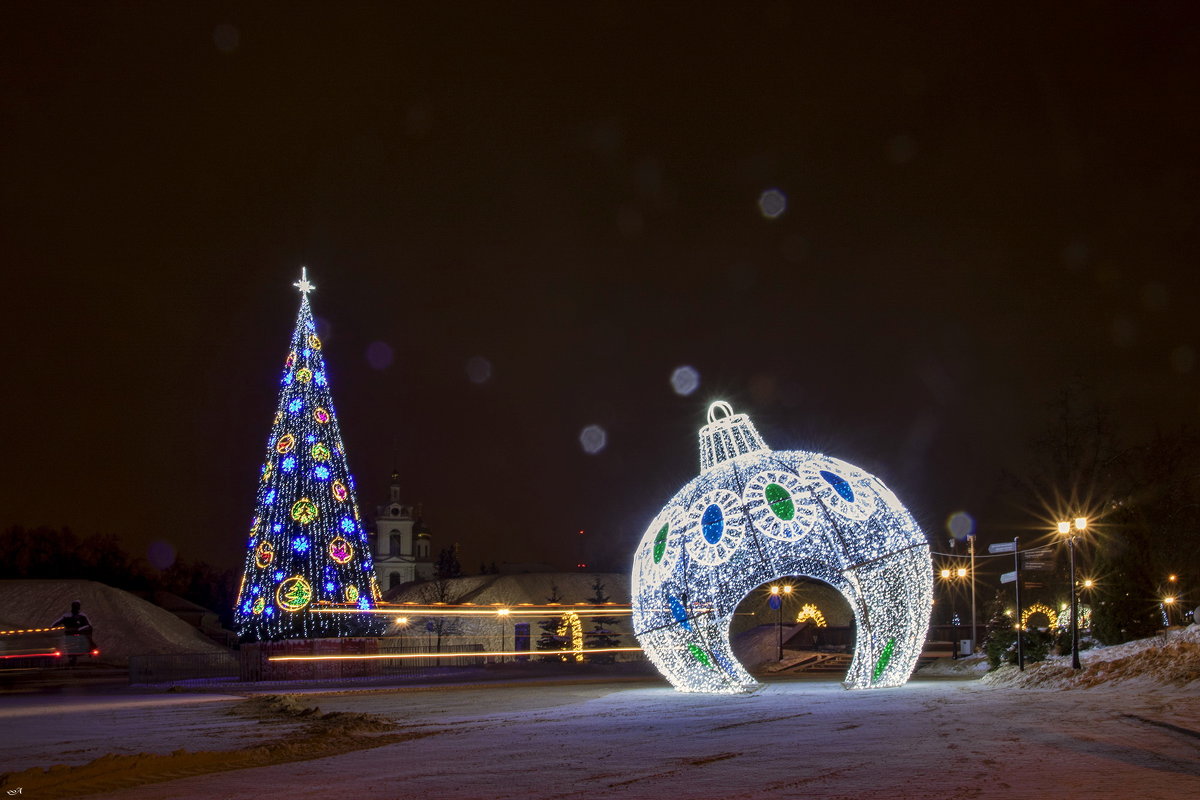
[4,674,1199,799]
[0,580,230,664]
[3,627,1198,799]
[983,624,1200,690]
[915,652,991,677]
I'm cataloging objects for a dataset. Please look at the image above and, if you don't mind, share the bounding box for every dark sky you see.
[5,3,1199,576]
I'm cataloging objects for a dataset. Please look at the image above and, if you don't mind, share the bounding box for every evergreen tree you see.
[536,582,566,660]
[436,545,462,579]
[233,269,381,641]
[584,577,622,663]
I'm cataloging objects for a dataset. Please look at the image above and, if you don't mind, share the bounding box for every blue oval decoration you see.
[668,595,692,631]
[701,504,724,544]
[819,470,855,502]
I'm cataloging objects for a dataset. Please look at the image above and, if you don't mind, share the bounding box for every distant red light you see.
[91,649,100,656]
[578,530,584,535]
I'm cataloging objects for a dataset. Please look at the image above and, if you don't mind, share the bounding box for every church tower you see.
[372,473,435,590]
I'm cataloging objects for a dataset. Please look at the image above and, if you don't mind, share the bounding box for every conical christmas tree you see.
[234,269,381,640]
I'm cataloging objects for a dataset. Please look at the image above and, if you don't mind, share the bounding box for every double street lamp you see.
[1057,517,1088,669]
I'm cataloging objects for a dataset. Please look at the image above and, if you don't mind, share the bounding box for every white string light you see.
[632,402,933,692]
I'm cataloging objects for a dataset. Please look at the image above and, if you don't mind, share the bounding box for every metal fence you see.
[128,636,645,684]
[128,651,240,684]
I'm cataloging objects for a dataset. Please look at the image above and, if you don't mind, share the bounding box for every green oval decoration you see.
[652,524,669,563]
[872,637,896,683]
[687,643,712,668]
[764,483,795,521]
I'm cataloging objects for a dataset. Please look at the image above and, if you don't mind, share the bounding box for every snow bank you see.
[0,580,230,664]
[382,573,635,655]
[982,624,1200,689]
[915,652,990,677]
[386,572,629,607]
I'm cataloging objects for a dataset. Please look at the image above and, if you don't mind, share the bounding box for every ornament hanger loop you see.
[707,401,735,424]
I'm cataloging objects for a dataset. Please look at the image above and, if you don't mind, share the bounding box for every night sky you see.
[5,4,1199,576]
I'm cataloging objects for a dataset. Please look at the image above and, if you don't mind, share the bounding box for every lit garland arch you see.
[631,402,933,692]
[1021,603,1058,630]
[796,604,827,627]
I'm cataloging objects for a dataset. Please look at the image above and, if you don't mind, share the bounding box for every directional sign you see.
[1021,554,1055,572]
[989,542,1017,554]
[1000,571,1018,584]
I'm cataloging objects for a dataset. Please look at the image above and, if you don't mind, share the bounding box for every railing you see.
[126,636,646,684]
[129,652,239,684]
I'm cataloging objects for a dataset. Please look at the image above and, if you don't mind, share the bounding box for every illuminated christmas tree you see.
[234,269,381,640]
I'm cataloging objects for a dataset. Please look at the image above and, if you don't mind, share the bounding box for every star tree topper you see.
[294,266,316,294]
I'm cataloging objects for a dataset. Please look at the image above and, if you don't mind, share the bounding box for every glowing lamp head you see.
[1074,517,1087,532]
[940,568,952,579]
[1057,521,1071,535]
[783,585,793,594]
[497,608,511,616]
[1082,579,1094,589]
[956,567,967,578]
[770,585,781,595]
[1168,574,1177,582]
[1164,596,1176,604]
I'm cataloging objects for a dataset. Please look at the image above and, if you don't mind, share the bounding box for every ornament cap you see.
[698,401,769,472]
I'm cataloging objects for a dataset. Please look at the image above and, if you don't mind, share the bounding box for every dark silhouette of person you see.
[53,600,95,666]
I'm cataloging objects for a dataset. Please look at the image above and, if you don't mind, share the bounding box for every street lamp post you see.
[769,585,792,661]
[1058,517,1087,670]
[969,535,977,656]
[497,608,510,662]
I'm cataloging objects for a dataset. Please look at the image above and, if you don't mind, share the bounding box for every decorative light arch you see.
[632,402,933,692]
[1021,603,1058,630]
[796,603,828,627]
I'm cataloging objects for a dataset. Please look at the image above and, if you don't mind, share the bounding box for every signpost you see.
[1000,571,1017,584]
[989,542,1017,554]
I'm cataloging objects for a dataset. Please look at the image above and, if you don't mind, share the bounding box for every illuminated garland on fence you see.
[631,402,932,693]
[233,268,380,640]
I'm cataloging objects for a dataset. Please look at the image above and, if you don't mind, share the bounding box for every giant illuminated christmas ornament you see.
[234,268,381,641]
[631,402,932,692]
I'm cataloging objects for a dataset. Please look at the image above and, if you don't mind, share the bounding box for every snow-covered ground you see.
[3,627,1198,799]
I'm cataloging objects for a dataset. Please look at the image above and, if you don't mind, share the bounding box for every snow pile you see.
[386,572,629,607]
[0,580,230,664]
[982,624,1200,689]
[915,652,990,677]
[731,623,805,668]
[382,573,636,655]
